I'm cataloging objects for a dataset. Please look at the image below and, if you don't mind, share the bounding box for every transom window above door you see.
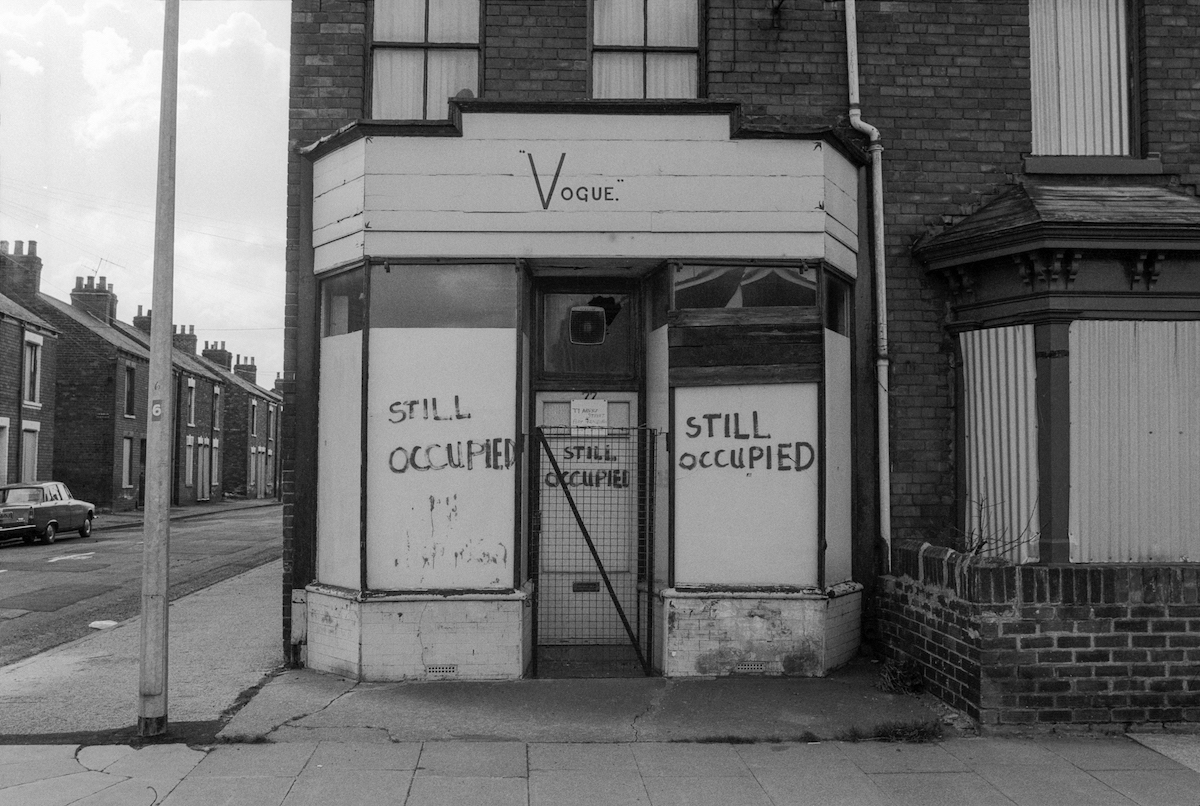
[372,0,481,120]
[592,0,700,99]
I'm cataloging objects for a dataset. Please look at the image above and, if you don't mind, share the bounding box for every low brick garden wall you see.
[878,540,1200,727]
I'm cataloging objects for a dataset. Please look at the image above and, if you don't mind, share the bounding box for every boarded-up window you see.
[1030,0,1130,156]
[372,0,480,120]
[593,0,699,99]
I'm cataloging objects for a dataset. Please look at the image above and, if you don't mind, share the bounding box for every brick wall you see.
[484,1,588,100]
[880,540,1200,727]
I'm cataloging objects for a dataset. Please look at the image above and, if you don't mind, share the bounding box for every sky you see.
[0,0,290,388]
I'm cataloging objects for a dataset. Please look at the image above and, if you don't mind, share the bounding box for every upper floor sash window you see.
[373,0,480,120]
[592,0,700,99]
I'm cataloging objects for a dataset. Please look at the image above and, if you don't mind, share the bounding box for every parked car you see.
[0,482,95,545]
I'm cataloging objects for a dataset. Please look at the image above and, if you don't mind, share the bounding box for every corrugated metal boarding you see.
[960,326,1040,564]
[1070,321,1200,562]
[1030,0,1129,156]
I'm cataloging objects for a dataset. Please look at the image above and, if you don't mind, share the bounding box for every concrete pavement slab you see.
[282,768,415,806]
[405,775,528,806]
[641,775,773,806]
[749,766,886,806]
[0,771,116,806]
[1037,736,1187,770]
[1091,768,1200,806]
[101,743,206,782]
[973,761,1137,806]
[70,777,174,806]
[158,775,295,806]
[414,740,527,777]
[941,737,1079,767]
[867,772,1015,806]
[188,743,316,778]
[529,770,651,806]
[1127,733,1200,773]
[305,739,422,771]
[631,742,752,777]
[0,751,85,789]
[836,741,970,774]
[528,742,639,772]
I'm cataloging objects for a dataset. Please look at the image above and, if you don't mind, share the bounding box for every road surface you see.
[0,506,282,668]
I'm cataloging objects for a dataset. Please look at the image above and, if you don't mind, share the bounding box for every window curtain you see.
[425,50,478,118]
[372,49,424,119]
[647,0,697,46]
[1030,0,1129,155]
[594,52,642,98]
[428,0,479,42]
[595,0,643,46]
[375,0,424,41]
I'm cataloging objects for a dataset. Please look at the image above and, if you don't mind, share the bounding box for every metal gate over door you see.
[534,425,656,677]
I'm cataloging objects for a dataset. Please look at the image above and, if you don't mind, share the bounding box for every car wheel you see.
[79,517,93,538]
[41,523,56,545]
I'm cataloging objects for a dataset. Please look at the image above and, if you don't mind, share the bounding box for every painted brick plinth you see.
[660,584,862,677]
[303,585,532,681]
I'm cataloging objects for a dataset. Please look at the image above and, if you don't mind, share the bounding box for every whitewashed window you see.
[1030,0,1130,156]
[592,0,699,99]
[22,335,42,404]
[185,436,195,487]
[122,437,133,488]
[372,0,480,120]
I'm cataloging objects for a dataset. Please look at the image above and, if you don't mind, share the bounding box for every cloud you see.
[5,49,44,74]
[73,26,163,147]
[182,11,288,83]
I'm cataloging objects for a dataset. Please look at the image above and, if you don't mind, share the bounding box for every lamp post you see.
[139,0,180,738]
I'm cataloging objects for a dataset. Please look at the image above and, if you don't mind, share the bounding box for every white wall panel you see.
[317,332,364,588]
[1070,321,1200,562]
[960,326,1040,563]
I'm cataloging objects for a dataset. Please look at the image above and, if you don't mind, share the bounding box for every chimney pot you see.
[189,324,194,335]
[137,305,143,316]
[86,276,94,289]
[0,241,8,254]
[221,341,225,349]
[27,241,36,256]
[75,277,84,290]
[98,276,107,290]
[14,241,23,256]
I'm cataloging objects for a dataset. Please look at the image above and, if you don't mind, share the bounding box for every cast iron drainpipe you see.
[845,0,892,568]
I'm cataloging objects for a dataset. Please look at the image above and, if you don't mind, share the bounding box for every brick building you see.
[126,314,225,506]
[0,240,227,510]
[199,342,282,500]
[281,0,1200,724]
[0,244,57,485]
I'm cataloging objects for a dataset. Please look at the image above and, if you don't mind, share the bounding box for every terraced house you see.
[281,0,1200,727]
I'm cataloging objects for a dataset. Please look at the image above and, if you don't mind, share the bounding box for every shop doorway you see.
[531,286,653,677]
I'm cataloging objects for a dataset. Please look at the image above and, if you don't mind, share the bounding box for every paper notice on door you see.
[570,399,608,428]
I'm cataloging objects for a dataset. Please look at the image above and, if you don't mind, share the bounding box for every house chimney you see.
[70,274,119,324]
[202,338,233,370]
[0,236,45,301]
[133,305,152,334]
[234,354,257,385]
[172,323,198,355]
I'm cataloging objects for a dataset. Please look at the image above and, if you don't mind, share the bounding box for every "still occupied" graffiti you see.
[386,396,519,474]
[677,409,815,473]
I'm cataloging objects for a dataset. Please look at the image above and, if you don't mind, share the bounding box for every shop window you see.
[372,0,480,120]
[369,263,517,328]
[321,268,365,337]
[824,274,851,336]
[673,265,817,309]
[1030,0,1131,156]
[542,292,634,377]
[592,0,700,99]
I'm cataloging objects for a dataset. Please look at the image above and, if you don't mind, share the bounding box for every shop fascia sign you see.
[522,150,624,210]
